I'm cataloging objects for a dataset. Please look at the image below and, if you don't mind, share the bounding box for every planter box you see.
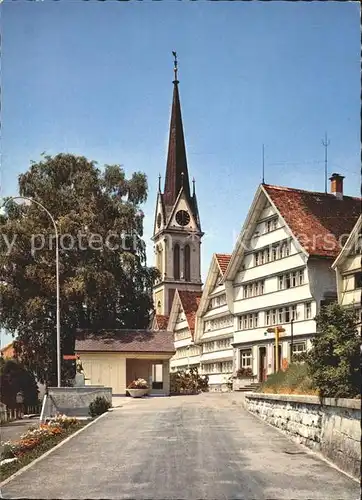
[127,388,149,398]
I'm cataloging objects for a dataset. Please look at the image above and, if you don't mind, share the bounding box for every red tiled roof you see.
[154,314,169,330]
[264,184,361,258]
[178,291,202,335]
[215,253,232,274]
[75,329,175,353]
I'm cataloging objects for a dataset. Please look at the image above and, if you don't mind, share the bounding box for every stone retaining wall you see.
[244,393,361,479]
[40,386,112,420]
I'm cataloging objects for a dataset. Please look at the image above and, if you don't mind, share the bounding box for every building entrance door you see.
[259,347,267,382]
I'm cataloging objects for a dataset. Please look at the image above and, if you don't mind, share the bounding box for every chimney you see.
[329,173,344,200]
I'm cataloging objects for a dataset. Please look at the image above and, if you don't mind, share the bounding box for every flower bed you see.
[0,414,88,481]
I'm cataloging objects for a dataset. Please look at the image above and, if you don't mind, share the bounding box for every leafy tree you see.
[0,154,159,386]
[306,303,360,398]
[0,358,39,409]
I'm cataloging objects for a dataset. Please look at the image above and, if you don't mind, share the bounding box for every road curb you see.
[0,410,110,489]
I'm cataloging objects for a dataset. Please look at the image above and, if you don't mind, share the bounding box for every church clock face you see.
[175,210,190,226]
[157,213,162,228]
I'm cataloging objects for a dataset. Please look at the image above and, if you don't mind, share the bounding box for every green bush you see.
[306,303,360,398]
[170,367,209,394]
[88,396,111,417]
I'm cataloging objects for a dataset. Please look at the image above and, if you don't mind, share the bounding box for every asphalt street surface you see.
[1,393,359,499]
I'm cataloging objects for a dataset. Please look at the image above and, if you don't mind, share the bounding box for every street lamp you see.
[1,196,61,387]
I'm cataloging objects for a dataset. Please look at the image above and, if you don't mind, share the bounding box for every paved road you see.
[1,394,359,499]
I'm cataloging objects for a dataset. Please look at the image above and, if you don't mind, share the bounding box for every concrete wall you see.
[244,393,361,479]
[41,386,113,419]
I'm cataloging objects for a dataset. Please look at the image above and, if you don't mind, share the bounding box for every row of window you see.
[343,272,362,290]
[254,240,291,267]
[174,345,201,359]
[264,217,278,233]
[207,294,227,310]
[203,337,232,352]
[265,305,298,325]
[202,361,233,374]
[239,342,307,369]
[241,269,305,299]
[278,270,304,290]
[204,315,233,332]
[239,313,259,330]
[238,302,312,330]
[174,328,190,341]
[243,280,265,298]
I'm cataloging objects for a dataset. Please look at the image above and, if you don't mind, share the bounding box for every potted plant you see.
[127,378,149,398]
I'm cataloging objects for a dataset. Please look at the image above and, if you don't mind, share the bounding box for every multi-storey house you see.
[194,254,233,391]
[223,174,360,383]
[168,290,202,372]
[332,214,361,327]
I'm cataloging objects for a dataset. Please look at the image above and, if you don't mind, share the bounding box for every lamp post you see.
[1,196,61,387]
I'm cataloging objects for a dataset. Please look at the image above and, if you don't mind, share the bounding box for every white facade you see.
[332,215,362,325]
[168,292,201,372]
[224,187,338,383]
[194,255,234,391]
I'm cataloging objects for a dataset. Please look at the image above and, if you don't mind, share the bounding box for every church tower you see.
[152,54,203,316]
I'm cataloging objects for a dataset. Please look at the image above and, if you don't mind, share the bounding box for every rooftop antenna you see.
[262,144,265,184]
[322,132,330,193]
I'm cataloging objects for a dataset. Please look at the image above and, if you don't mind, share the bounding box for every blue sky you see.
[1,0,360,345]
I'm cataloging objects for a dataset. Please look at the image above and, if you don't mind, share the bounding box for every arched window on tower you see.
[156,244,163,276]
[174,244,180,280]
[184,244,191,281]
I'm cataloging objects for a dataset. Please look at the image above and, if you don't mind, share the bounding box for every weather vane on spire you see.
[172,51,178,82]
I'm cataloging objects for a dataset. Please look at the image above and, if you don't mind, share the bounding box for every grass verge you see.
[0,421,89,482]
[258,363,318,395]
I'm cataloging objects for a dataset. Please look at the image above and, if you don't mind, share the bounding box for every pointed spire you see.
[192,177,196,197]
[163,52,191,207]
[158,173,162,192]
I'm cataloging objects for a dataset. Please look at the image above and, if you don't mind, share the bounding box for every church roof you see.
[264,184,361,258]
[163,81,190,207]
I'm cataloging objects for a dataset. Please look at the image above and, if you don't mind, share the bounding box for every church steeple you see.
[151,53,203,317]
[163,52,191,207]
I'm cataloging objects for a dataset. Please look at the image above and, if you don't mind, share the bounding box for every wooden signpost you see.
[266,326,286,373]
